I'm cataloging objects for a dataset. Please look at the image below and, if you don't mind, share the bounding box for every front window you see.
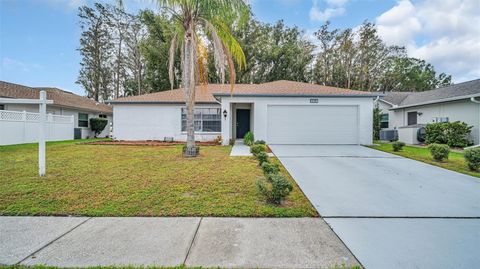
[0,104,4,110]
[181,108,221,132]
[78,113,89,127]
[99,114,107,118]
[380,114,389,129]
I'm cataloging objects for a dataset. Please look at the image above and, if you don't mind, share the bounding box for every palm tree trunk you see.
[183,25,197,157]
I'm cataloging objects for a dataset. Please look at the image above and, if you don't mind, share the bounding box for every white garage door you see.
[267,105,359,144]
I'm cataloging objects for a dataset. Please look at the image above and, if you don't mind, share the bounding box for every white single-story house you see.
[108,80,380,146]
[0,81,113,141]
[377,79,480,145]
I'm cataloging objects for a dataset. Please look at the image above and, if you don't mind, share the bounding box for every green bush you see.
[426,122,472,148]
[256,152,269,166]
[243,131,254,146]
[250,144,266,156]
[392,141,405,152]
[256,174,293,204]
[261,162,279,175]
[428,143,450,161]
[254,140,266,145]
[464,148,480,171]
[89,118,108,137]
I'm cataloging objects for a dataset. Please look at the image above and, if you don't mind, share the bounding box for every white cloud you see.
[310,6,345,22]
[376,0,480,82]
[310,0,349,22]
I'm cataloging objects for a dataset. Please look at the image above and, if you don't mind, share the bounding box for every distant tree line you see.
[77,3,452,101]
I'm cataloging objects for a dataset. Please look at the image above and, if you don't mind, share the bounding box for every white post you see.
[39,91,46,176]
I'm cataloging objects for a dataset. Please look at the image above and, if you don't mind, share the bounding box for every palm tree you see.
[157,0,249,157]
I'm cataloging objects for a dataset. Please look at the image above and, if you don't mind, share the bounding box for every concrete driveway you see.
[270,144,480,269]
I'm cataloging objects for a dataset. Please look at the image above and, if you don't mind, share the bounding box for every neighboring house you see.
[377,79,480,145]
[108,80,380,145]
[0,81,113,140]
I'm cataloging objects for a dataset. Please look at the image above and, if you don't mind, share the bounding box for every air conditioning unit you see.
[380,129,398,141]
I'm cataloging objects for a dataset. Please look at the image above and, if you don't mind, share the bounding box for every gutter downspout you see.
[466,97,480,149]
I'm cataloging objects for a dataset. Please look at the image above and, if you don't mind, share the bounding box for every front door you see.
[236,109,250,139]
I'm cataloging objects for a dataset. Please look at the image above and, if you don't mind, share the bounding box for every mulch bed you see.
[82,140,220,146]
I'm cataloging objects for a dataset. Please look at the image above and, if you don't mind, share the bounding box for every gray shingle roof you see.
[380,92,414,105]
[382,79,480,109]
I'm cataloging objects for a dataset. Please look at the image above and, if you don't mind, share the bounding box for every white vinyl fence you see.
[0,110,74,146]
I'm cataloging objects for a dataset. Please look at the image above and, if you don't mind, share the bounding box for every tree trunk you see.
[183,25,198,157]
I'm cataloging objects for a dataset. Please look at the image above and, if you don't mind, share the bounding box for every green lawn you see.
[0,140,317,217]
[368,142,480,178]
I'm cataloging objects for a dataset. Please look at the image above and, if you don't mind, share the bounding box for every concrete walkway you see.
[0,216,359,268]
[229,140,252,156]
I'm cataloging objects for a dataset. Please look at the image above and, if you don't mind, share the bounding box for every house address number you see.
[310,98,319,103]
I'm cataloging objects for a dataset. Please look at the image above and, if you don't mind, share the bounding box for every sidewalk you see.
[0,216,359,268]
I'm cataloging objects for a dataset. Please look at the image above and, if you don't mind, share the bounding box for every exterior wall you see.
[112,103,221,141]
[221,96,374,145]
[390,100,480,144]
[1,103,112,139]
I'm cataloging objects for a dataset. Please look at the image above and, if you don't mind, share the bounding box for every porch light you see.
[223,109,228,119]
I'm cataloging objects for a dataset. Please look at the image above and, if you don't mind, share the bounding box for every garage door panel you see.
[267,105,358,144]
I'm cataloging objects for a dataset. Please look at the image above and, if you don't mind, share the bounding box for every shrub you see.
[229,138,235,146]
[243,131,254,146]
[426,122,472,148]
[464,148,480,171]
[250,144,266,156]
[89,118,108,137]
[392,141,405,152]
[428,143,450,161]
[256,152,269,166]
[254,140,266,145]
[256,174,293,204]
[261,162,279,175]
[445,121,473,148]
[425,122,448,144]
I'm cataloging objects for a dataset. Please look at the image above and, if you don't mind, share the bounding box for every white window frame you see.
[181,107,221,133]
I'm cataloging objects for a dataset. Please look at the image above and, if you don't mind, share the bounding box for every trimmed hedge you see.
[250,144,267,156]
[464,148,480,171]
[425,122,472,148]
[392,141,405,152]
[428,143,450,161]
[261,162,279,175]
[256,152,269,165]
[256,174,293,204]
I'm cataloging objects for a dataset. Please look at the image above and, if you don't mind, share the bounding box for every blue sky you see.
[1,0,479,96]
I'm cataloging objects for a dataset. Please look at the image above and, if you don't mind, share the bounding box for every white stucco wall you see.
[1,103,112,139]
[221,96,374,145]
[112,103,221,141]
[389,100,480,144]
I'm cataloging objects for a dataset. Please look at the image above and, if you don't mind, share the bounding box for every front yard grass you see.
[0,141,317,217]
[368,142,480,178]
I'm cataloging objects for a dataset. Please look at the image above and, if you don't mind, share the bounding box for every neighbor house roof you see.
[382,79,480,110]
[108,80,380,104]
[0,81,112,114]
